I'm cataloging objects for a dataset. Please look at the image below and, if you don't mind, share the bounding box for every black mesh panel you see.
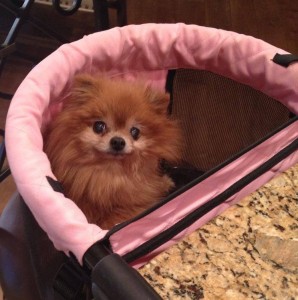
[170,69,291,171]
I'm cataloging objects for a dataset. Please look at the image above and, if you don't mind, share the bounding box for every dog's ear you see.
[72,74,100,99]
[65,74,104,108]
[74,74,97,87]
[146,88,170,115]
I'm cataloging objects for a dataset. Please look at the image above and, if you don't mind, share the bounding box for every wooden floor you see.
[0,0,297,217]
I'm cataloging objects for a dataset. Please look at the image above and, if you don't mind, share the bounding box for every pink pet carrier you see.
[0,24,297,299]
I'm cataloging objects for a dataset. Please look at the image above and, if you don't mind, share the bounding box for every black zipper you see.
[123,137,298,263]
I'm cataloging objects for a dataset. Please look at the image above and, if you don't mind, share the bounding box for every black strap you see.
[272,53,298,67]
[165,69,176,115]
[46,176,65,194]
[53,258,90,300]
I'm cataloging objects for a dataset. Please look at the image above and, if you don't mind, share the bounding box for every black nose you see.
[110,137,126,151]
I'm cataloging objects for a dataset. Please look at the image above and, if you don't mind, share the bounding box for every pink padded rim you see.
[5,24,298,264]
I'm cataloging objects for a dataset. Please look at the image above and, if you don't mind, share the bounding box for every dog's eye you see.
[93,121,106,134]
[130,127,140,140]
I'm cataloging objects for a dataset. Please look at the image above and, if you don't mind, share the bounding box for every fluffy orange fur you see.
[44,75,181,229]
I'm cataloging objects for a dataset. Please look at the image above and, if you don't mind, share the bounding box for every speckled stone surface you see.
[139,163,298,300]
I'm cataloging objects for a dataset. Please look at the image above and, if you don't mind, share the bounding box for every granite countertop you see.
[139,163,298,300]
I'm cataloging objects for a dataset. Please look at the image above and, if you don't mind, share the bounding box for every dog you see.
[44,74,181,229]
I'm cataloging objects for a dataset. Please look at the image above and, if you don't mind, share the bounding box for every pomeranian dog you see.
[44,74,181,229]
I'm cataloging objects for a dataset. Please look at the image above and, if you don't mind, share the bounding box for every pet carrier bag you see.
[1,23,297,299]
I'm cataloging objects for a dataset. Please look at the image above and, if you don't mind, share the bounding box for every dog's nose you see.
[110,136,126,151]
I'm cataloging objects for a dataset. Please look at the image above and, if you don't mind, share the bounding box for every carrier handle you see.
[52,0,82,16]
[83,242,162,300]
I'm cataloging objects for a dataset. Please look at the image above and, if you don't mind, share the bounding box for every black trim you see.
[46,176,65,194]
[165,69,176,114]
[165,69,176,93]
[273,53,298,67]
[123,137,298,263]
